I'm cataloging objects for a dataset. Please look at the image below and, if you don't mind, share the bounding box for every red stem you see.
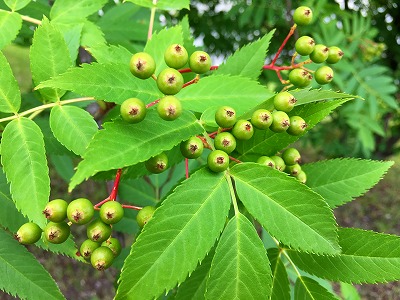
[185,158,189,179]
[183,77,199,88]
[109,169,122,201]
[229,156,242,164]
[146,99,160,108]
[269,24,297,66]
[94,198,110,209]
[122,204,142,210]
[179,66,219,74]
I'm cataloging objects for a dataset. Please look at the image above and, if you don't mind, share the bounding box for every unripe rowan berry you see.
[295,36,315,56]
[44,221,70,244]
[102,237,122,258]
[315,66,334,85]
[271,156,286,171]
[129,52,156,79]
[137,206,156,228]
[282,148,301,165]
[326,46,344,64]
[293,6,313,26]
[310,44,329,63]
[270,111,290,133]
[189,51,212,74]
[215,106,237,128]
[207,150,230,172]
[251,109,273,130]
[87,219,112,243]
[231,120,254,140]
[164,44,189,69]
[120,98,147,123]
[156,68,184,95]
[157,96,182,121]
[214,132,237,154]
[257,156,275,168]
[99,201,124,225]
[145,152,168,174]
[80,239,100,260]
[180,136,204,159]
[15,222,42,245]
[287,116,308,136]
[273,92,297,113]
[67,198,94,225]
[43,199,68,223]
[91,246,114,271]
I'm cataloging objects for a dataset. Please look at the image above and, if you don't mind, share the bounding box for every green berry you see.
[180,136,204,159]
[215,106,237,128]
[189,51,212,74]
[270,111,290,133]
[80,239,100,260]
[293,6,313,26]
[43,199,68,223]
[102,237,122,258]
[137,206,156,228]
[87,219,112,243]
[156,68,184,95]
[296,170,307,183]
[157,95,182,121]
[315,66,334,85]
[99,201,124,225]
[282,148,301,165]
[129,52,156,79]
[120,98,147,123]
[67,198,94,225]
[326,46,344,64]
[251,109,273,130]
[287,116,308,136]
[91,246,114,271]
[295,36,315,56]
[145,152,168,174]
[207,150,230,172]
[231,120,254,140]
[44,221,70,244]
[271,156,286,171]
[257,156,275,168]
[164,44,188,69]
[214,132,237,154]
[288,68,312,88]
[285,163,302,176]
[309,44,329,63]
[273,92,297,113]
[15,222,42,245]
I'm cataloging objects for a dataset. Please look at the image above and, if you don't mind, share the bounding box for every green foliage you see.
[4,0,31,12]
[125,0,190,10]
[294,276,338,300]
[0,10,22,50]
[50,0,108,23]
[268,248,290,300]
[0,51,20,113]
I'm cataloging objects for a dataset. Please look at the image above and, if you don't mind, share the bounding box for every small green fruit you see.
[287,116,308,136]
[44,221,70,244]
[145,152,168,174]
[271,156,286,171]
[315,66,334,85]
[273,92,297,113]
[99,201,124,225]
[296,170,307,183]
[180,136,204,159]
[270,111,290,133]
[257,156,275,168]
[215,106,237,128]
[15,222,42,245]
[157,95,182,121]
[137,206,156,228]
[231,120,254,140]
[189,51,212,74]
[285,163,302,176]
[87,219,112,243]
[310,44,329,63]
[80,239,100,260]
[326,46,344,64]
[43,199,68,223]
[164,44,188,69]
[120,98,147,123]
[91,246,114,271]
[295,36,315,56]
[282,148,301,165]
[129,52,156,79]
[293,6,313,26]
[102,238,122,258]
[67,198,94,225]
[288,68,312,88]
[214,132,237,154]
[156,68,184,95]
[207,150,230,172]
[251,109,273,130]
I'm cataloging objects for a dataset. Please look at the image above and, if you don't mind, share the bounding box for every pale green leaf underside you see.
[303,158,393,207]
[50,0,108,22]
[4,0,31,11]
[0,51,21,113]
[267,248,290,300]
[1,118,49,228]
[0,229,65,300]
[50,105,98,156]
[115,168,231,300]
[205,213,272,300]
[214,30,275,80]
[289,227,400,283]
[294,276,338,300]
[37,63,162,105]
[230,163,340,255]
[69,110,203,190]
[125,0,190,10]
[0,10,22,50]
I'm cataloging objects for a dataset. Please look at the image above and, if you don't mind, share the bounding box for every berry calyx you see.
[293,6,313,26]
[282,148,301,165]
[129,52,156,79]
[231,120,254,140]
[180,136,204,159]
[67,198,94,225]
[251,109,273,130]
[215,106,237,128]
[80,239,100,260]
[288,68,312,88]
[145,152,169,174]
[87,219,112,243]
[287,116,308,136]
[273,92,297,113]
[189,51,212,74]
[257,156,275,168]
[99,201,124,225]
[270,111,290,133]
[207,150,230,173]
[44,221,70,244]
[271,156,286,171]
[42,199,68,223]
[156,68,184,95]
[326,46,344,64]
[214,132,237,154]
[296,170,307,184]
[91,246,114,271]
[102,237,122,258]
[120,98,147,123]
[15,222,42,245]
[315,66,334,85]
[309,44,329,63]
[295,36,315,56]
[285,163,302,176]
[136,206,156,228]
[164,44,189,69]
[157,95,182,121]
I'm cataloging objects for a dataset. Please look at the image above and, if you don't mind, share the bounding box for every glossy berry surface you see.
[271,156,286,171]
[270,111,290,133]
[251,109,273,130]
[288,68,312,88]
[285,163,302,176]
[15,222,42,245]
[91,246,114,271]
[257,156,275,168]
[42,199,68,223]
[145,152,168,174]
[129,52,156,79]
[293,6,313,26]
[120,98,147,123]
[44,221,70,244]
[189,51,212,74]
[157,96,182,121]
[296,170,307,183]
[215,106,236,128]
[273,92,297,113]
[99,201,124,224]
[207,150,230,173]
[156,68,184,95]
[214,132,237,154]
[295,36,315,56]
[231,120,254,140]
[309,44,329,63]
[137,206,156,228]
[102,237,122,257]
[180,136,204,159]
[164,44,188,69]
[326,46,344,64]
[287,116,308,136]
[67,198,94,225]
[282,148,301,165]
[315,66,334,85]
[80,239,100,260]
[87,219,112,243]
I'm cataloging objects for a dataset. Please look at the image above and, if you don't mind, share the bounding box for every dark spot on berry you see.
[301,122,308,129]
[245,123,252,131]
[175,45,182,52]
[136,60,144,71]
[289,97,297,104]
[167,105,176,116]
[226,110,235,117]
[216,156,225,164]
[73,211,82,222]
[92,233,101,241]
[199,55,207,62]
[83,251,91,258]
[305,9,311,16]
[267,162,274,167]
[157,162,166,170]
[43,208,51,218]
[14,234,21,242]
[167,76,176,84]
[323,47,329,53]
[95,262,105,271]
[309,40,315,46]
[189,144,198,153]
[222,139,230,147]
[129,107,139,116]
[49,230,58,240]
[327,74,333,80]
[261,113,270,122]
[339,51,344,57]
[106,211,114,219]
[282,120,290,127]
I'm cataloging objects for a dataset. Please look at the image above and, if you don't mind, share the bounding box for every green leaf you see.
[125,0,190,10]
[69,110,203,191]
[55,23,84,63]
[0,229,65,300]
[4,0,31,11]
[214,30,274,80]
[0,10,22,50]
[50,105,98,156]
[339,283,361,300]
[30,17,72,101]
[303,159,393,208]
[1,117,50,228]
[267,248,290,300]
[81,20,106,48]
[290,89,359,105]
[50,0,108,23]
[288,227,400,283]
[230,163,340,255]
[87,43,132,65]
[294,276,338,300]
[115,168,231,300]
[205,213,272,299]
[36,63,162,105]
[0,51,20,113]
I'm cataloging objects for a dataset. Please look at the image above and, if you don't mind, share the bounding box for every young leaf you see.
[0,51,21,113]
[30,17,72,101]
[267,248,290,300]
[36,63,163,105]
[125,0,190,10]
[50,0,108,23]
[288,227,400,283]
[0,229,65,300]
[0,10,22,50]
[50,105,98,156]
[81,20,107,48]
[1,117,50,228]
[4,0,31,11]
[214,30,275,80]
[205,213,272,299]
[69,110,203,191]
[87,43,132,65]
[303,159,394,207]
[230,163,340,255]
[115,168,231,300]
[55,23,84,63]
[294,276,338,300]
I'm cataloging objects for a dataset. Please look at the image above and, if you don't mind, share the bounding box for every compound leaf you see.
[50,0,108,23]
[125,0,190,10]
[290,89,358,105]
[0,10,22,50]
[4,0,31,11]
[267,248,290,300]
[294,276,338,300]
[0,51,20,113]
